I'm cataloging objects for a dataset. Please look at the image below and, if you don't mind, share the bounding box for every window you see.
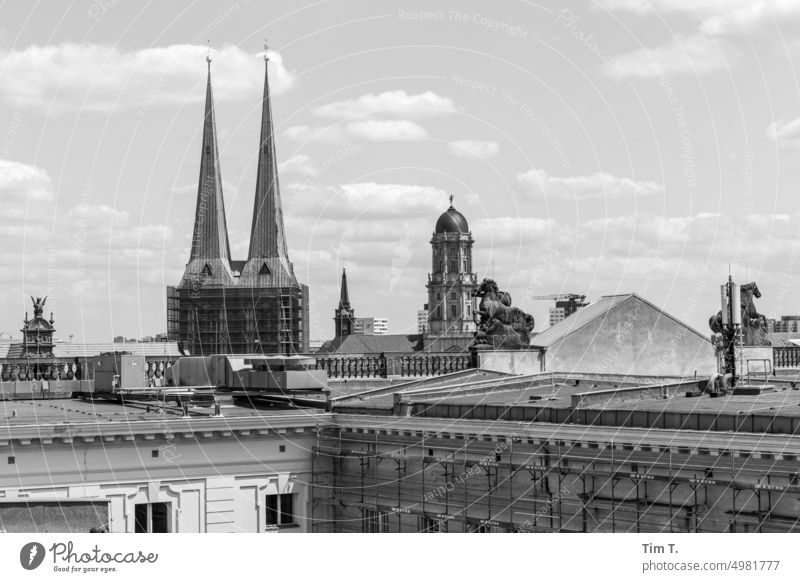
[450,292,456,300]
[468,522,490,533]
[134,502,170,533]
[462,259,467,272]
[265,493,295,527]
[362,509,389,533]
[451,305,457,317]
[419,515,442,533]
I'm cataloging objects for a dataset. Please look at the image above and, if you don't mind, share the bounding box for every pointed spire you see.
[247,41,291,263]
[186,55,233,276]
[338,268,350,309]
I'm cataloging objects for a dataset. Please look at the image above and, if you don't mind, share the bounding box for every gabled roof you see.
[318,334,423,355]
[530,293,710,349]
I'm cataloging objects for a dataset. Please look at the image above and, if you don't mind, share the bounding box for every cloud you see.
[312,90,456,119]
[766,118,800,146]
[603,33,735,78]
[0,160,54,202]
[598,0,800,36]
[516,168,664,199]
[280,154,316,175]
[448,140,500,159]
[285,120,427,144]
[285,182,447,219]
[0,43,295,113]
[347,120,427,141]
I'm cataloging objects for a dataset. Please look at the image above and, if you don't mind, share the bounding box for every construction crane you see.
[529,294,589,319]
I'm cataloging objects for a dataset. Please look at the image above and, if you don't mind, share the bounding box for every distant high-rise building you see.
[352,317,388,335]
[549,307,566,327]
[167,51,309,356]
[373,318,388,335]
[417,308,429,334]
[769,315,800,333]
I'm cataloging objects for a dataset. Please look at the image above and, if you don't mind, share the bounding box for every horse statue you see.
[472,278,535,349]
[708,281,769,346]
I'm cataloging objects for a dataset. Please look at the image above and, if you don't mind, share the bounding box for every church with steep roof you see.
[167,49,309,356]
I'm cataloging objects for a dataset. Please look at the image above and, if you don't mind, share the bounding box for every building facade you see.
[417,307,429,334]
[769,316,800,333]
[167,53,308,356]
[353,317,388,335]
[424,198,478,352]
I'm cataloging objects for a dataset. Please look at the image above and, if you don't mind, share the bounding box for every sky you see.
[1,0,800,343]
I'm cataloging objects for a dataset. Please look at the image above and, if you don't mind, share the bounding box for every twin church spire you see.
[184,44,297,288]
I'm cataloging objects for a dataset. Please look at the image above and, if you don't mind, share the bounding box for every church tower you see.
[167,46,309,356]
[333,268,355,338]
[424,196,478,351]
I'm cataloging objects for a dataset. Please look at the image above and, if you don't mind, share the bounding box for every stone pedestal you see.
[737,346,773,379]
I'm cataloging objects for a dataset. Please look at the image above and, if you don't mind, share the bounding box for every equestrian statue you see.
[472,278,535,349]
[708,281,769,346]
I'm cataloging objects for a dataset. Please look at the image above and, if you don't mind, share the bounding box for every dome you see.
[434,202,470,234]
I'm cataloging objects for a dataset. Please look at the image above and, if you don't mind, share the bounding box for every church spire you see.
[183,53,234,285]
[338,267,350,309]
[241,42,297,287]
[188,53,232,264]
[247,43,290,261]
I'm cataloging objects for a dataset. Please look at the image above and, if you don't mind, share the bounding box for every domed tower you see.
[425,196,478,351]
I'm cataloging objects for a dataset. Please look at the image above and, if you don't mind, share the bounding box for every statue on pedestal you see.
[709,281,769,346]
[472,278,534,349]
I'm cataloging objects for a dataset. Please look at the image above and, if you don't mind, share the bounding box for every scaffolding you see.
[310,425,800,533]
[167,285,307,355]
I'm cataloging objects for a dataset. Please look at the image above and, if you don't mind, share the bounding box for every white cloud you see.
[0,43,295,113]
[312,90,456,119]
[516,168,664,199]
[598,0,800,36]
[280,154,316,175]
[347,120,427,141]
[603,33,735,79]
[286,182,447,219]
[285,120,427,144]
[766,118,800,146]
[448,140,500,159]
[284,125,347,144]
[0,160,54,202]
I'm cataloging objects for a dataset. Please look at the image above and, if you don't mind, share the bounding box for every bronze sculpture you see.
[708,281,769,346]
[472,278,535,349]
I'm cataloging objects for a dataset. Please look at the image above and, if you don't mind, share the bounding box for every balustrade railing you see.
[773,346,800,369]
[312,352,475,379]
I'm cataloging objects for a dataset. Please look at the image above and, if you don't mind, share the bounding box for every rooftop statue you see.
[31,296,47,319]
[472,278,535,349]
[709,281,769,346]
